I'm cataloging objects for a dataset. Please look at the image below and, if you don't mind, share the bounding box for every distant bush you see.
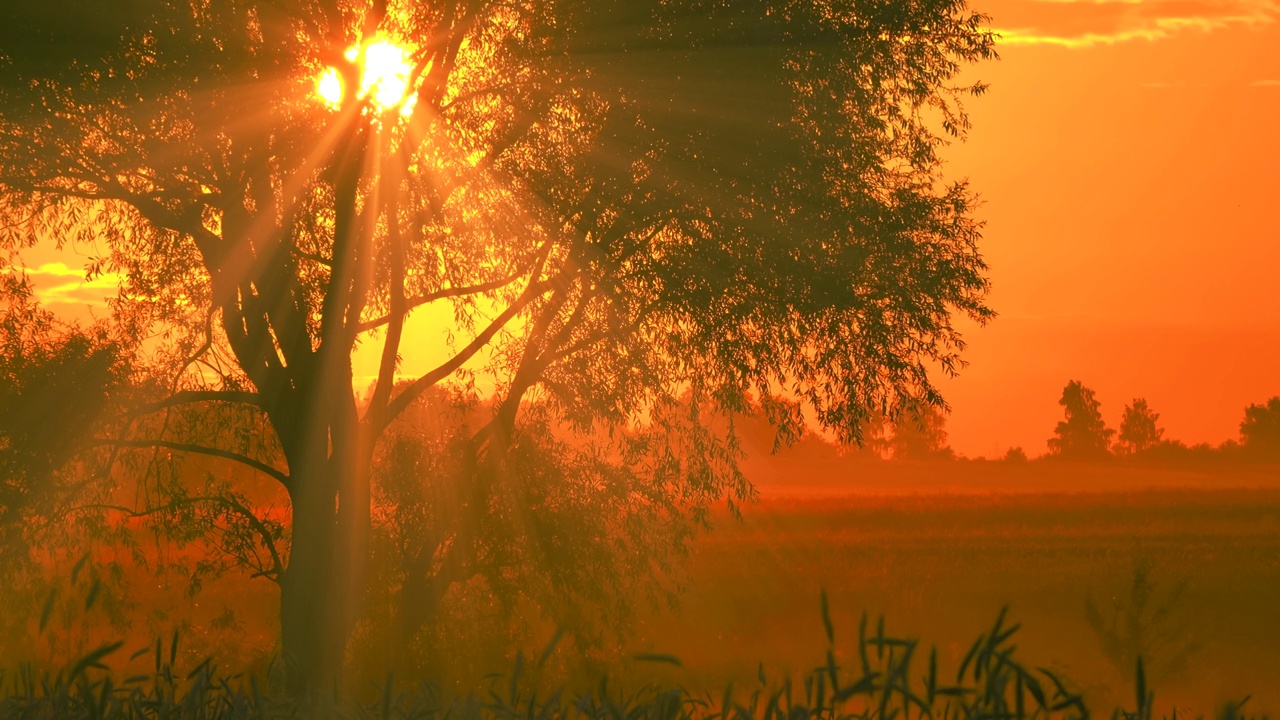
[1003,447,1029,462]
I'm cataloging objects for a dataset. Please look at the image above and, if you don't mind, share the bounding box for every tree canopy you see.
[888,403,952,460]
[0,274,125,556]
[1240,397,1280,460]
[1048,380,1113,460]
[0,0,996,695]
[1117,398,1162,456]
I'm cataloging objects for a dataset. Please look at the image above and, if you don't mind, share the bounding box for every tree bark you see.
[277,406,373,699]
[279,462,343,698]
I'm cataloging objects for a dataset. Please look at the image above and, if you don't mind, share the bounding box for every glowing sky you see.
[938,0,1280,455]
[17,0,1280,457]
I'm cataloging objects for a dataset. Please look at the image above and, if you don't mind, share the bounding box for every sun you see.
[317,36,418,117]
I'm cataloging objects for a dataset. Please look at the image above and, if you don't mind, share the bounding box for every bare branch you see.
[367,168,409,427]
[382,271,567,429]
[92,438,290,488]
[291,247,333,267]
[356,267,533,335]
[69,496,284,584]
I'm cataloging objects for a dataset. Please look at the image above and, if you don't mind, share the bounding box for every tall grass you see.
[0,594,1263,720]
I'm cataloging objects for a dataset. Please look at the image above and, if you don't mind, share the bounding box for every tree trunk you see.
[278,447,372,700]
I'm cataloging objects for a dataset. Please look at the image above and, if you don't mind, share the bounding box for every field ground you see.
[625,461,1280,715]
[20,460,1279,716]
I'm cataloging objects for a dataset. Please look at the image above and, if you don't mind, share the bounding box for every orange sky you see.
[18,1,1280,458]
[939,0,1280,456]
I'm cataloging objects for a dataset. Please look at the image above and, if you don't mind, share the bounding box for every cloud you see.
[22,262,86,278]
[991,0,1278,48]
[1250,79,1280,86]
[11,263,121,306]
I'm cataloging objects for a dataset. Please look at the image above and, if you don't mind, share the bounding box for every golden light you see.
[316,36,418,117]
[317,67,344,107]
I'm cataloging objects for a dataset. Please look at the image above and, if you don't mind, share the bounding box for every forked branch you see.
[381,271,569,429]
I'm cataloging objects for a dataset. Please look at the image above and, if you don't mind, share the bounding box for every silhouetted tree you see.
[888,403,954,460]
[1117,398,1163,455]
[0,0,996,694]
[0,269,135,658]
[360,388,702,678]
[1047,380,1113,459]
[0,271,125,555]
[1240,397,1280,460]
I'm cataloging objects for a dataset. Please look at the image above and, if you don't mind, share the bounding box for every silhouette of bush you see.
[1084,556,1201,689]
[1003,446,1029,462]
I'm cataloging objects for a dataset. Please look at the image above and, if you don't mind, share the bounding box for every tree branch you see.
[127,390,265,418]
[366,168,408,428]
[381,271,567,429]
[290,247,333,267]
[355,266,534,335]
[69,496,284,584]
[92,438,290,489]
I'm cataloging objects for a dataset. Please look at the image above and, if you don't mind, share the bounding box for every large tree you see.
[0,0,995,695]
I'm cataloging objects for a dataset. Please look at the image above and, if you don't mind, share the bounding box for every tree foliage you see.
[0,0,996,692]
[0,268,142,664]
[1117,398,1162,456]
[0,271,126,558]
[1047,380,1112,460]
[888,402,952,460]
[1240,397,1280,460]
[361,386,717,676]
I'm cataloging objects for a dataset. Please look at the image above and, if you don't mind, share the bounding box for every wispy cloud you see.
[22,262,86,278]
[992,0,1278,48]
[12,262,121,306]
[1250,79,1280,86]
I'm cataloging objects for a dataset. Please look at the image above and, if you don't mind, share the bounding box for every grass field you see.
[624,461,1280,716]
[11,459,1279,718]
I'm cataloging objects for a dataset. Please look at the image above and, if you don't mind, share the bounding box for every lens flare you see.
[316,36,418,117]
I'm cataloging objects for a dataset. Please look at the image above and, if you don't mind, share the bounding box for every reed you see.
[0,595,1262,720]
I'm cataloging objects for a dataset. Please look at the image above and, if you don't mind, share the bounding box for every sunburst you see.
[317,36,418,117]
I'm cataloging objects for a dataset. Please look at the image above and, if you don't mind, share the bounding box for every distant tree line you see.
[762,379,1280,465]
[1034,379,1280,464]
[728,380,1280,465]
[782,379,1280,465]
